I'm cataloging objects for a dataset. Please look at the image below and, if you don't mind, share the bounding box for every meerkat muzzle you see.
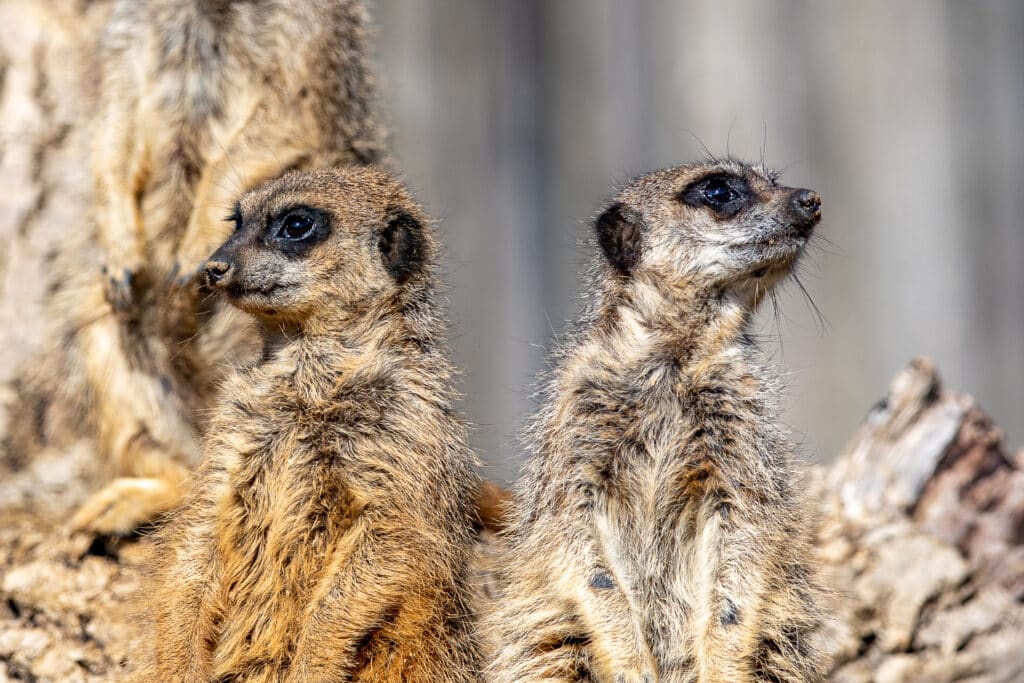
[204,259,233,288]
[790,189,822,235]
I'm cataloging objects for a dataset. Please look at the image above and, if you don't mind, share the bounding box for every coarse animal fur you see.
[136,167,483,682]
[5,0,385,535]
[486,160,827,682]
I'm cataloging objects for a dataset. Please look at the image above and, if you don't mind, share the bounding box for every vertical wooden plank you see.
[372,0,547,480]
[371,0,1024,475]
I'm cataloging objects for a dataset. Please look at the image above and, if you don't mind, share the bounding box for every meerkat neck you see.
[595,277,753,373]
[256,296,435,369]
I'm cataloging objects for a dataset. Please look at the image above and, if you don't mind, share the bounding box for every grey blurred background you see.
[369,0,1024,483]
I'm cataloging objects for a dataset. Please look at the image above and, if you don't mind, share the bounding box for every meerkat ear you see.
[595,203,642,275]
[379,210,425,283]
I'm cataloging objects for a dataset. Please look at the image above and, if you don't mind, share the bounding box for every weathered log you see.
[817,357,1024,682]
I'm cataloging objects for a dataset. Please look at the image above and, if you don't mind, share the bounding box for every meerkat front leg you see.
[287,514,473,683]
[146,508,225,681]
[491,530,657,683]
[586,513,661,683]
[565,538,658,682]
[93,97,149,313]
[689,495,818,683]
[488,592,598,682]
[69,292,196,535]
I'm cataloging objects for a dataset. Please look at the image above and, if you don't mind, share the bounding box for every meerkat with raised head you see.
[487,159,826,682]
[137,167,483,682]
[7,0,385,535]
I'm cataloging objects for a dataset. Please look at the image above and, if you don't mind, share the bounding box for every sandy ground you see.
[0,443,140,681]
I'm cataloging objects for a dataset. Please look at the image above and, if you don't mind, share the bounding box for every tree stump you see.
[817,357,1024,682]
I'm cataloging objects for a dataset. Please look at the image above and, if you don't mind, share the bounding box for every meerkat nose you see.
[205,260,233,288]
[790,189,822,234]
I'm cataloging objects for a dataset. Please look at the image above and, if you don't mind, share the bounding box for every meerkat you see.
[137,167,483,682]
[7,0,385,535]
[486,159,827,682]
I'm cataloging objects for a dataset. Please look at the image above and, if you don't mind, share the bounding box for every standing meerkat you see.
[138,167,483,682]
[487,160,826,682]
[9,0,385,535]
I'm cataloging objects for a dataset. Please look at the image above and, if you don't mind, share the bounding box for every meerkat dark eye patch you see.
[679,173,752,216]
[379,210,424,283]
[267,206,331,256]
[595,203,642,276]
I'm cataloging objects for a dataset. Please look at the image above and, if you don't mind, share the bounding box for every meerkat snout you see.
[204,259,232,287]
[789,188,822,235]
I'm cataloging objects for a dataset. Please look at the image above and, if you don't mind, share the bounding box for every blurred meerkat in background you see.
[6,0,384,536]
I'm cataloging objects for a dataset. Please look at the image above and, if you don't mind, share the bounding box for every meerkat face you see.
[203,168,429,324]
[595,160,821,307]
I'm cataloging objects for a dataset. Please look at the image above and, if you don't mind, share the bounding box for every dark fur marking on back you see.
[720,599,739,626]
[353,603,401,669]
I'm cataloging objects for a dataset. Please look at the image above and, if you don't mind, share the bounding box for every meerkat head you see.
[594,159,821,309]
[203,167,432,328]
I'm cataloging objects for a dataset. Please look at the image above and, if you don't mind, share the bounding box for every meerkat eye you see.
[276,211,317,240]
[680,174,750,214]
[267,206,330,255]
[702,178,738,206]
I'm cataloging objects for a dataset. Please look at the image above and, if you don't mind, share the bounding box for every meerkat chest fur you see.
[541,297,795,647]
[205,341,404,649]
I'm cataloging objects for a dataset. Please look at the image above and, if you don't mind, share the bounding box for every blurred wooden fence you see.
[371,0,1024,480]
[0,1,1019,482]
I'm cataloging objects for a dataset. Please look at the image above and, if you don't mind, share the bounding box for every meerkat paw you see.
[70,477,180,536]
[166,254,212,312]
[171,234,223,288]
[101,261,141,313]
[168,258,201,289]
[165,264,202,311]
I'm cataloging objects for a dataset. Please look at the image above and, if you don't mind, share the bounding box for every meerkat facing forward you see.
[138,167,482,681]
[11,0,385,535]
[487,160,826,682]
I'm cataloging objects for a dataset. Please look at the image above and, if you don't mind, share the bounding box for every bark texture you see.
[816,357,1024,682]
